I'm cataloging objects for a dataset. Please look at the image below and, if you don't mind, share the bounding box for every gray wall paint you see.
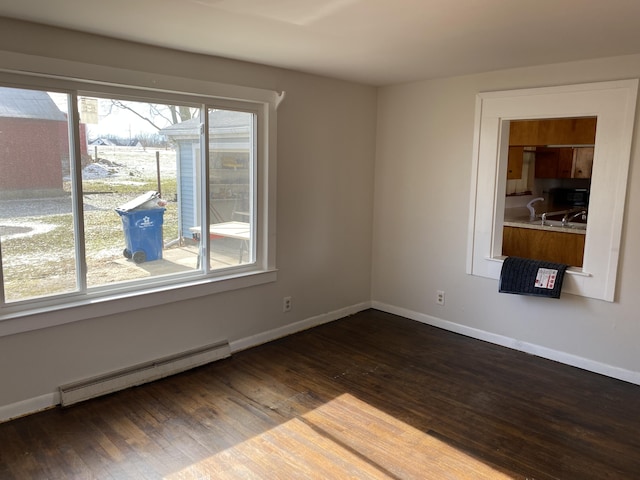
[2,16,639,413]
[373,54,640,376]
[0,18,377,408]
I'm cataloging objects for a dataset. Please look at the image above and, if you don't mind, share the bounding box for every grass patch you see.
[82,177,177,196]
[2,202,181,302]
[2,146,245,303]
[3,167,181,301]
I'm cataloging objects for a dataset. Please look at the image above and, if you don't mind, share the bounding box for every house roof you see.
[0,87,66,121]
[160,110,252,138]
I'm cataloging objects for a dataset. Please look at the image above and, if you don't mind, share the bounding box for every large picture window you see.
[0,73,275,324]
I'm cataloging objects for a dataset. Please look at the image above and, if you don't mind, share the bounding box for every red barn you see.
[0,87,87,199]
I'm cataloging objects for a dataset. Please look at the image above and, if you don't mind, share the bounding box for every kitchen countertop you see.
[503,207,586,235]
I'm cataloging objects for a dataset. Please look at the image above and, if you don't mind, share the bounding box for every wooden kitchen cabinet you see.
[507,146,523,179]
[534,147,573,178]
[502,226,585,267]
[558,148,574,177]
[573,147,594,178]
[509,117,596,146]
[534,148,557,178]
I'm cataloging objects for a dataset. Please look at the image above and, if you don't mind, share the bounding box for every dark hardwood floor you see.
[1,309,639,479]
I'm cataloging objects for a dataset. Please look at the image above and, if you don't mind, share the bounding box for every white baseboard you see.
[229,301,372,353]
[372,301,640,386]
[0,392,58,423]
[0,301,372,423]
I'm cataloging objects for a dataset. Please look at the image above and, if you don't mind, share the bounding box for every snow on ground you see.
[0,220,57,241]
[82,162,116,179]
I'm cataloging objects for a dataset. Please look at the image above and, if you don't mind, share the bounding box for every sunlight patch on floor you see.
[165,393,512,479]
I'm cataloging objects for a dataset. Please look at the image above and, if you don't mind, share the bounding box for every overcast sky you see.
[49,92,170,140]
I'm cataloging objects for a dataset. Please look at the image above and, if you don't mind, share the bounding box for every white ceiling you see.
[2,0,640,86]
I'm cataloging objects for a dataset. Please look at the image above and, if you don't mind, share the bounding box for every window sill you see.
[486,256,593,277]
[0,269,277,338]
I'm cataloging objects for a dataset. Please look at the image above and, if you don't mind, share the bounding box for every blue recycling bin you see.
[116,208,165,263]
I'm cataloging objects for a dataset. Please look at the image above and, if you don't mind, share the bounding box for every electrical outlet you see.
[283,296,292,312]
[436,290,445,306]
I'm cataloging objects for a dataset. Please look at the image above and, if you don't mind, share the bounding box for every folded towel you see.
[499,256,568,298]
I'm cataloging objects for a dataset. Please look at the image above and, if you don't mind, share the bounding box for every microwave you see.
[549,188,590,207]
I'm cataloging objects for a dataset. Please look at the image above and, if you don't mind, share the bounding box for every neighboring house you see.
[160,109,252,242]
[0,87,87,198]
[89,137,117,146]
[89,138,142,147]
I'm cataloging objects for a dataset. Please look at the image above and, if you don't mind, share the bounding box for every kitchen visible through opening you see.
[501,117,595,268]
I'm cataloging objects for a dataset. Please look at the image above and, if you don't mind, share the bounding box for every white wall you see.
[0,19,377,416]
[373,55,640,382]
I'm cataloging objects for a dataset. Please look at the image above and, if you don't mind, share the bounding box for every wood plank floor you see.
[1,309,639,479]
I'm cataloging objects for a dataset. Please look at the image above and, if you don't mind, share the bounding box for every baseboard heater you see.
[59,340,231,407]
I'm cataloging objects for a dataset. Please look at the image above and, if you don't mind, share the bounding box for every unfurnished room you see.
[1,1,640,478]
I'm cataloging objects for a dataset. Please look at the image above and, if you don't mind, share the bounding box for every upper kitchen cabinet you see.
[509,117,597,146]
[507,146,524,179]
[534,147,573,178]
[534,146,594,179]
[573,147,594,178]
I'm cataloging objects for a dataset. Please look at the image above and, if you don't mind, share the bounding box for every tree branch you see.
[110,100,164,131]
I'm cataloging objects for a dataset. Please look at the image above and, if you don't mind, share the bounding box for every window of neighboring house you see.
[467,79,637,302]
[0,78,275,324]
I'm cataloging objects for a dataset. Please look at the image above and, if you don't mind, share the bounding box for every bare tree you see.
[106,101,198,131]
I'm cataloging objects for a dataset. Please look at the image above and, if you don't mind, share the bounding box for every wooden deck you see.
[1,309,639,479]
[110,239,248,278]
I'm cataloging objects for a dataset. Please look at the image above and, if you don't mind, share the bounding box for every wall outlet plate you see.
[283,296,292,312]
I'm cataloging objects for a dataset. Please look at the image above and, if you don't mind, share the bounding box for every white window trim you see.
[0,51,280,337]
[467,79,638,302]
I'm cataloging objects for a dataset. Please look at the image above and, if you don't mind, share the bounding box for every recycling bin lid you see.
[116,191,160,213]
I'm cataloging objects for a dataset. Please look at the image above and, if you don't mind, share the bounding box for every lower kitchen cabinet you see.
[502,226,585,267]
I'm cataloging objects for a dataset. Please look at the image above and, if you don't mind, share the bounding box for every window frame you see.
[0,55,279,336]
[467,79,638,302]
